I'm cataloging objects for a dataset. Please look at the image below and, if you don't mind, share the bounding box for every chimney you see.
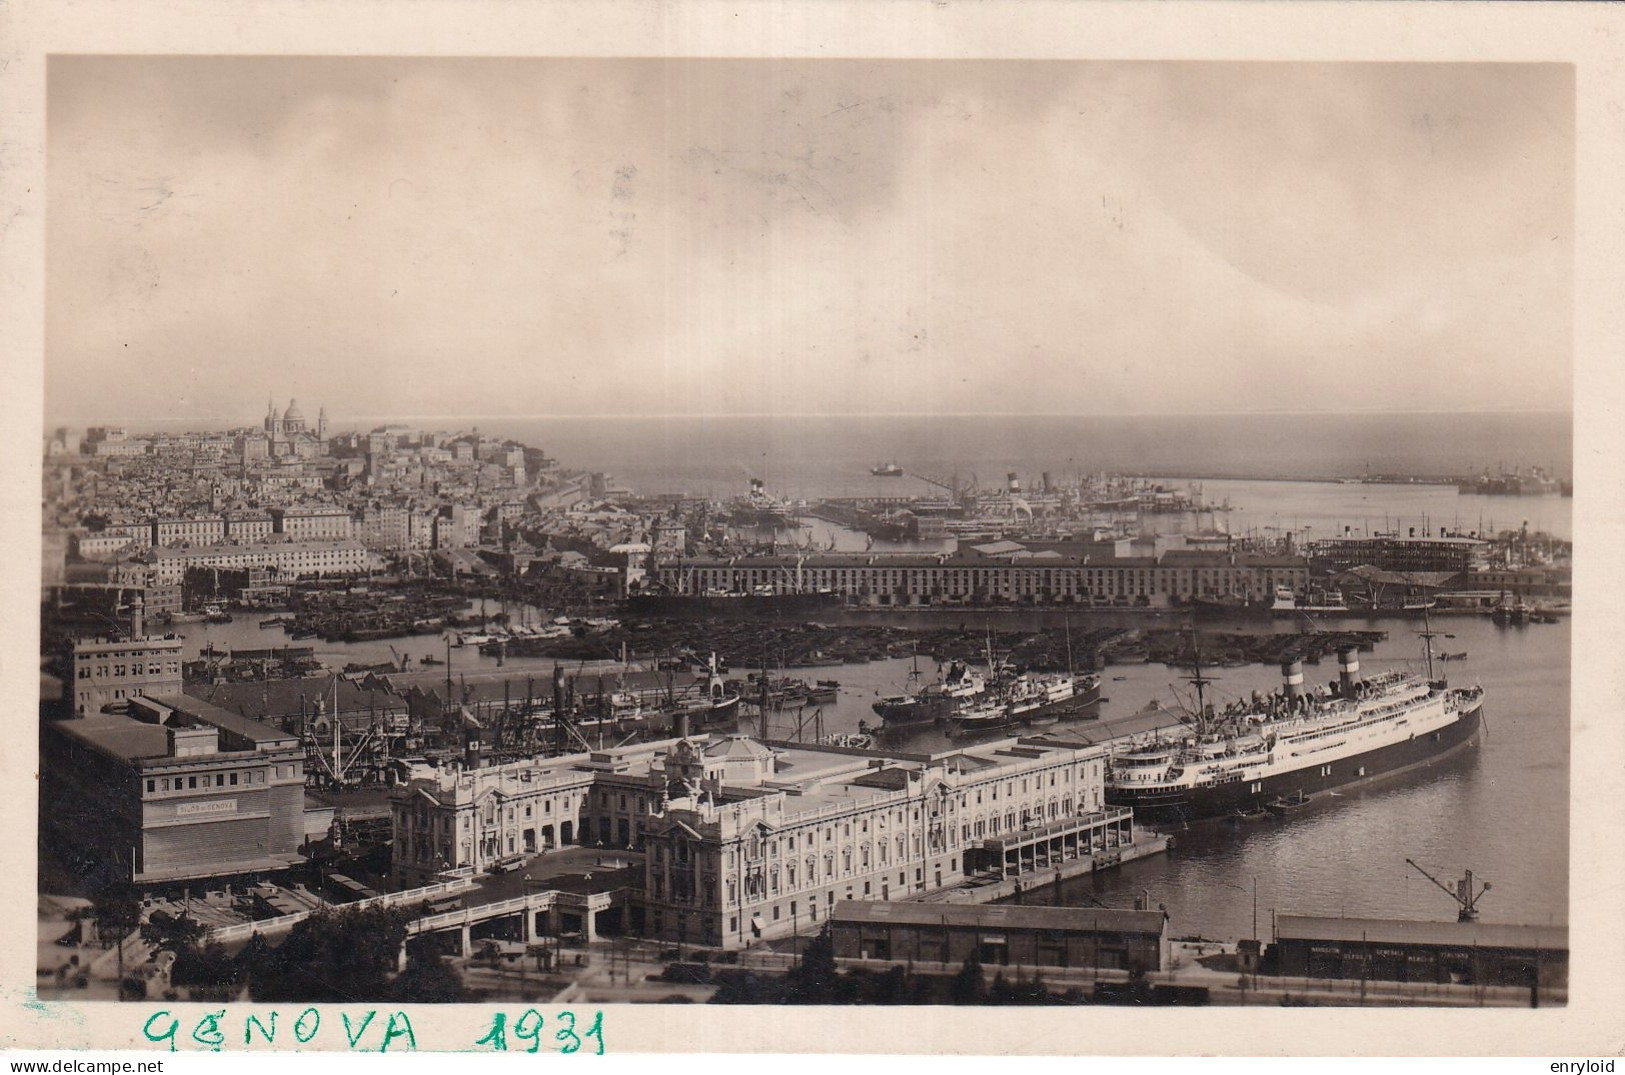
[130,594,145,640]
[1337,647,1360,695]
[1281,659,1303,704]
[676,710,691,741]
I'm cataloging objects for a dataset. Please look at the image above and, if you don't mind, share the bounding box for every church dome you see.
[283,398,305,423]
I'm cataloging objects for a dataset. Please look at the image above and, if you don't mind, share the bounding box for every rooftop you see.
[1275,915,1567,952]
[50,713,172,762]
[149,695,301,750]
[832,900,1168,935]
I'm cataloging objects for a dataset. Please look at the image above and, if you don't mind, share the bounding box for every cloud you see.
[46,58,1572,424]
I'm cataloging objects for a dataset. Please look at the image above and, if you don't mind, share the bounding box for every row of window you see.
[146,768,263,794]
[668,567,1306,596]
[707,870,942,936]
[142,761,300,795]
[80,661,181,680]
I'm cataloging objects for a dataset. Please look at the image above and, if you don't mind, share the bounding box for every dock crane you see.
[907,470,960,497]
[1406,859,1491,922]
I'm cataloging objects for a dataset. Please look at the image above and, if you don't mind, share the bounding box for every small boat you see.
[1265,791,1312,815]
[1228,804,1272,824]
[420,654,444,666]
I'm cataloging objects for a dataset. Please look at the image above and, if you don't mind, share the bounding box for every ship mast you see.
[1418,607,1442,689]
[1064,613,1075,678]
[1181,621,1216,736]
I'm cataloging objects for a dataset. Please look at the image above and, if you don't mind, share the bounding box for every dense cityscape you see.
[36,403,1572,1008]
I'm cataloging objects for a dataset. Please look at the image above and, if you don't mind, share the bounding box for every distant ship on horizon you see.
[870,461,904,477]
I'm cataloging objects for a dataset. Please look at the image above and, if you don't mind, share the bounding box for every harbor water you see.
[170,412,1572,940]
[201,608,1570,939]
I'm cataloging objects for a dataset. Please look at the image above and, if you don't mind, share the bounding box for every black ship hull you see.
[1107,698,1483,823]
[872,693,959,731]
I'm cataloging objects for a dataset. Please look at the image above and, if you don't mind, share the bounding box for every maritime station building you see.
[389,730,1133,950]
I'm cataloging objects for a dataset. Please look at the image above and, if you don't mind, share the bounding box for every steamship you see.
[872,659,989,731]
[1105,625,1483,822]
[946,671,1102,738]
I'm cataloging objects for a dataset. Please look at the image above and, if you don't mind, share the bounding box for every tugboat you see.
[1265,790,1312,815]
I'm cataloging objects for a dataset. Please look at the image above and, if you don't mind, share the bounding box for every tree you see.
[171,941,240,1001]
[950,955,987,1005]
[141,909,208,952]
[89,873,142,998]
[390,953,469,1003]
[90,875,141,949]
[872,964,909,1005]
[708,970,787,1005]
[784,925,846,1003]
[242,904,411,1002]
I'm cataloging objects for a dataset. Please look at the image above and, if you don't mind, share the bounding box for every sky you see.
[45,58,1574,425]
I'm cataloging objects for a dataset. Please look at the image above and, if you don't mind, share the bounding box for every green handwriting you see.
[474,1009,606,1055]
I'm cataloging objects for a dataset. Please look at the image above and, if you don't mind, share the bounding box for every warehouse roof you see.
[50,714,171,762]
[1275,915,1567,952]
[150,695,299,750]
[832,900,1167,935]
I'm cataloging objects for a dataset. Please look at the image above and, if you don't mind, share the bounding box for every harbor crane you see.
[1406,859,1490,922]
[907,470,960,497]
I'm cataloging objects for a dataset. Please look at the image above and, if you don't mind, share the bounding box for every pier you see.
[911,807,1170,907]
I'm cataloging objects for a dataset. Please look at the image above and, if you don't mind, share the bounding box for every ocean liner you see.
[1105,622,1483,822]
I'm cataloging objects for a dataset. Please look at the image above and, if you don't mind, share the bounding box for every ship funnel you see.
[676,709,691,741]
[1281,659,1304,704]
[1337,647,1360,694]
[1007,472,1021,493]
